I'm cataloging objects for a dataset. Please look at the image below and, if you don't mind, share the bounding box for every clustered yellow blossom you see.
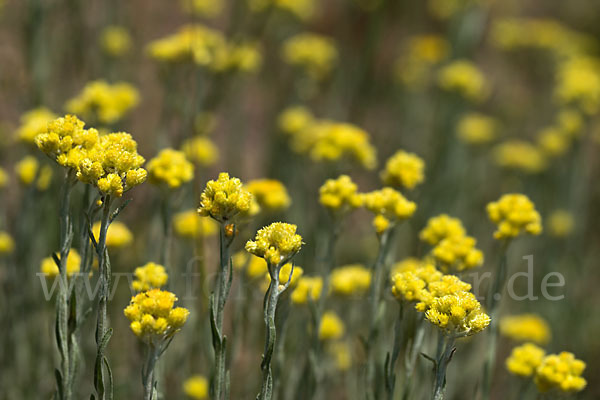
[319,175,363,215]
[391,263,442,303]
[319,311,345,341]
[390,257,423,278]
[246,179,291,211]
[124,289,190,342]
[0,231,15,255]
[431,234,484,273]
[535,352,587,393]
[456,113,497,145]
[363,188,417,233]
[278,105,314,135]
[40,249,82,278]
[380,150,425,190]
[181,0,223,18]
[395,34,449,88]
[198,173,253,223]
[15,156,53,191]
[100,26,132,57]
[506,343,546,377]
[173,209,218,239]
[181,136,219,167]
[92,221,133,248]
[437,60,489,102]
[183,375,209,399]
[536,127,569,158]
[554,56,600,115]
[487,194,542,240]
[282,33,338,80]
[15,108,57,144]
[132,262,168,292]
[329,264,371,296]
[492,140,547,174]
[425,290,490,336]
[147,148,194,189]
[232,252,268,280]
[0,167,7,189]
[246,222,303,266]
[547,209,574,238]
[66,81,139,124]
[419,214,465,245]
[248,0,316,21]
[291,276,323,304]
[499,314,551,345]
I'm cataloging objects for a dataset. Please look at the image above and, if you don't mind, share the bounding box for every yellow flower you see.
[362,187,417,229]
[493,140,547,173]
[181,0,223,18]
[555,109,583,137]
[15,156,53,191]
[248,0,316,21]
[327,341,352,371]
[499,314,551,345]
[15,107,57,144]
[198,172,253,223]
[245,179,291,211]
[319,311,345,341]
[431,235,484,273]
[40,250,82,278]
[132,262,169,292]
[456,113,497,145]
[437,60,489,102]
[124,288,189,342]
[246,222,303,266]
[263,263,304,292]
[535,352,587,393]
[487,194,542,240]
[554,56,600,114]
[394,35,449,88]
[0,167,6,189]
[173,209,219,239]
[278,106,314,135]
[147,148,194,189]
[380,150,425,190]
[390,257,423,278]
[183,375,209,399]
[232,252,269,280]
[424,290,490,336]
[66,81,139,124]
[330,264,371,296]
[419,214,466,245]
[506,343,546,378]
[0,231,15,255]
[92,221,133,248]
[391,263,443,304]
[181,136,219,167]
[537,127,569,158]
[282,33,338,80]
[291,276,323,304]
[100,25,132,57]
[547,209,574,238]
[428,0,481,20]
[319,175,363,215]
[212,41,262,73]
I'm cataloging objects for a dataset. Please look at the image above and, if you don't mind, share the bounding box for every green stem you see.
[401,316,426,400]
[258,265,281,400]
[142,344,159,400]
[432,334,455,400]
[384,302,404,400]
[160,194,172,268]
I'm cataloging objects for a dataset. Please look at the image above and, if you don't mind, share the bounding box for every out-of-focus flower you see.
[456,113,497,145]
[66,81,139,124]
[198,173,253,223]
[363,187,417,233]
[500,314,551,344]
[212,41,262,73]
[555,109,583,137]
[263,263,304,292]
[92,221,133,248]
[381,150,425,190]
[278,106,314,135]
[319,175,363,216]
[15,156,53,191]
[173,209,219,239]
[547,209,574,238]
[100,26,132,57]
[319,311,345,341]
[506,343,546,377]
[246,222,303,266]
[232,252,269,280]
[327,341,352,371]
[535,352,586,393]
[147,148,194,189]
[147,25,226,66]
[282,33,338,80]
[487,194,542,240]
[493,140,546,174]
[248,0,316,21]
[40,250,82,278]
[0,167,7,189]
[420,214,466,245]
[437,60,489,102]
[15,107,57,144]
[181,136,219,167]
[395,34,449,88]
[536,127,569,158]
[330,264,371,296]
[431,235,484,273]
[390,257,423,278]
[132,262,168,292]
[428,0,481,20]
[0,231,15,255]
[246,179,291,212]
[291,276,323,304]
[181,0,223,18]
[183,375,209,399]
[554,56,600,115]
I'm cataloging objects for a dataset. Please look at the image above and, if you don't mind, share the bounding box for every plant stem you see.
[432,334,455,400]
[384,302,404,400]
[258,265,281,400]
[142,344,159,400]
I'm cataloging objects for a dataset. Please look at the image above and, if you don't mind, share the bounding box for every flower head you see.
[535,352,586,393]
[262,263,304,292]
[132,262,169,292]
[487,194,542,240]
[278,106,314,135]
[183,375,209,399]
[0,231,15,255]
[291,276,323,304]
[362,188,417,231]
[500,314,551,344]
[431,235,484,273]
[92,221,133,248]
[198,173,253,223]
[381,150,425,190]
[248,0,315,21]
[330,264,371,296]
[282,33,337,80]
[15,156,53,191]
[15,107,57,144]
[147,148,194,189]
[173,209,218,239]
[319,311,345,341]
[232,252,268,280]
[506,343,546,377]
[419,214,466,245]
[181,0,224,18]
[437,60,489,102]
[424,291,490,336]
[493,140,546,174]
[308,122,377,169]
[66,81,139,124]
[40,250,82,278]
[245,179,291,212]
[100,26,132,57]
[246,222,303,266]
[547,209,574,238]
[181,136,219,167]
[456,113,497,145]
[0,167,7,189]
[319,175,363,215]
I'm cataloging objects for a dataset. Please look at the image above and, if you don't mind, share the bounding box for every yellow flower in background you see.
[282,33,338,80]
[198,173,253,223]
[263,263,304,291]
[124,288,190,342]
[419,214,466,246]
[147,148,194,189]
[431,235,484,273]
[319,311,345,341]
[291,276,323,304]
[456,113,497,145]
[425,290,490,336]
[437,60,489,102]
[381,150,425,190]
[506,343,546,377]
[248,0,316,21]
[500,314,551,344]
[493,140,546,174]
[15,107,57,144]
[535,352,587,393]
[555,109,583,137]
[66,80,139,124]
[173,209,218,239]
[181,136,219,167]
[319,175,363,215]
[246,179,291,211]
[15,156,53,191]
[181,0,223,18]
[232,252,268,280]
[330,264,371,296]
[390,257,423,278]
[92,221,133,248]
[395,34,449,87]
[537,127,570,158]
[547,209,574,238]
[309,122,377,169]
[428,0,481,20]
[554,56,600,114]
[183,375,209,399]
[278,106,314,135]
[327,341,352,371]
[363,188,417,230]
[487,194,542,240]
[132,262,168,292]
[40,250,82,278]
[0,231,15,254]
[246,222,303,266]
[0,167,7,189]
[212,41,262,73]
[100,26,132,57]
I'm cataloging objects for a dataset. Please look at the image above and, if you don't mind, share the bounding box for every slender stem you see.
[142,344,158,400]
[384,302,404,400]
[402,316,426,400]
[432,334,455,400]
[159,194,172,267]
[258,265,280,400]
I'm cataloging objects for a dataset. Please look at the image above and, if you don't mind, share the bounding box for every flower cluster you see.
[456,113,497,145]
[329,264,371,296]
[430,234,484,273]
[0,167,7,189]
[278,105,314,135]
[554,56,600,114]
[395,34,448,88]
[245,179,291,212]
[15,156,53,191]
[198,173,253,223]
[547,209,574,238]
[419,214,465,245]
[487,194,542,240]
[132,262,168,292]
[319,311,345,341]
[391,262,443,303]
[66,81,139,124]
[232,252,269,280]
[499,314,551,344]
[282,33,338,80]
[124,289,190,343]
[424,290,490,337]
[183,375,209,399]
[492,140,547,174]
[92,221,133,248]
[535,352,587,393]
[147,148,194,189]
[437,60,489,102]
[380,150,425,190]
[319,175,363,215]
[15,108,57,144]
[0,231,15,255]
[181,0,223,18]
[100,26,132,57]
[248,0,315,21]
[40,250,82,278]
[181,136,219,167]
[362,188,417,233]
[291,276,323,304]
[173,209,218,239]
[245,222,303,266]
[506,343,546,377]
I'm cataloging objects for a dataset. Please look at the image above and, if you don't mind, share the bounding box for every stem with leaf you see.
[431,333,456,400]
